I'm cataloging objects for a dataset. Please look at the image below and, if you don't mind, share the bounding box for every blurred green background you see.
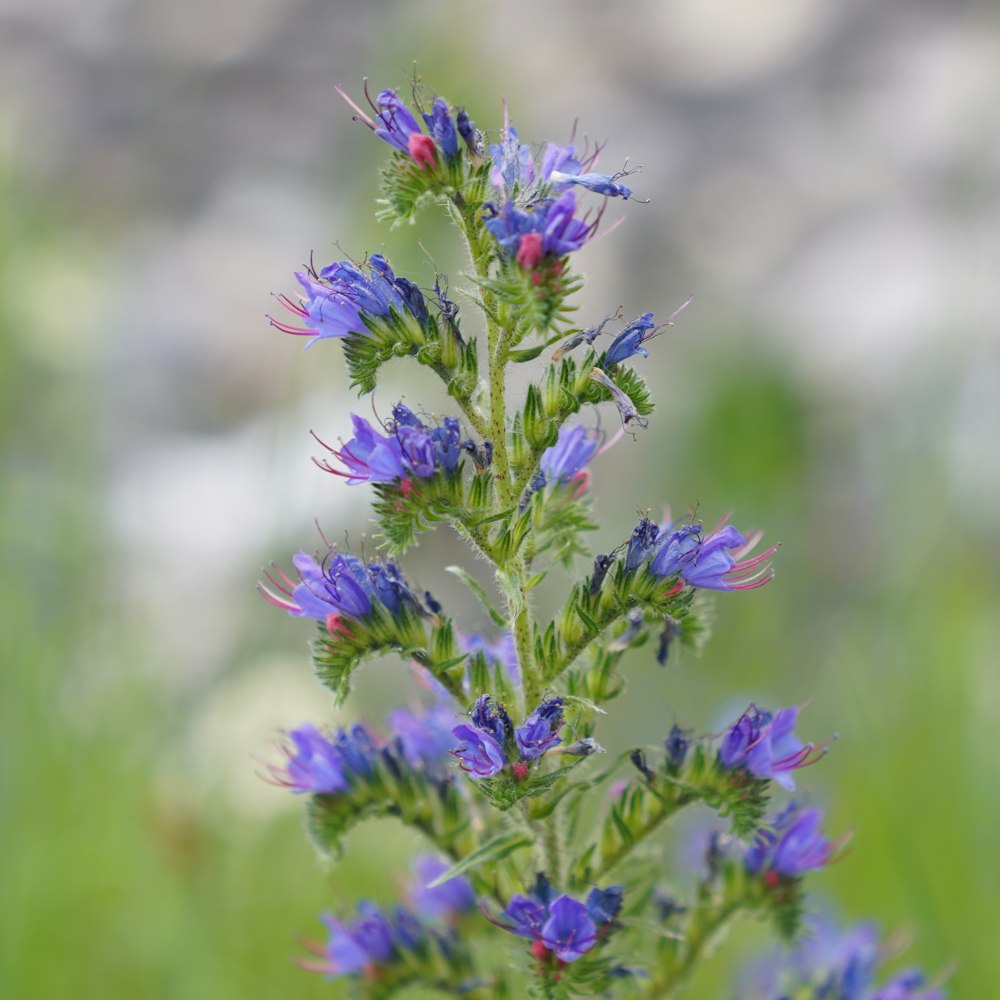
[2,1,998,996]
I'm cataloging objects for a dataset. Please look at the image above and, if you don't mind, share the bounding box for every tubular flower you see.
[313,406,465,486]
[538,424,599,486]
[649,517,777,591]
[720,705,828,791]
[514,698,564,760]
[260,549,422,621]
[269,254,428,348]
[741,915,946,1000]
[601,296,692,368]
[489,875,621,964]
[271,723,376,795]
[449,695,566,779]
[260,551,373,620]
[745,803,834,878]
[309,901,452,980]
[337,85,463,166]
[483,190,598,267]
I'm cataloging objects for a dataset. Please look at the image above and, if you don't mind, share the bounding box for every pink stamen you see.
[335,85,376,130]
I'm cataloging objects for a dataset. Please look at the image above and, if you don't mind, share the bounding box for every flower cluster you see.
[450,694,564,778]
[270,254,429,348]
[489,874,622,964]
[720,705,828,791]
[620,514,777,591]
[270,722,376,795]
[744,916,945,1000]
[312,403,465,487]
[260,548,426,624]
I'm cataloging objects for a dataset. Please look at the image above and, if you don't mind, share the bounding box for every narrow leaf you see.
[426,829,533,887]
[446,565,507,627]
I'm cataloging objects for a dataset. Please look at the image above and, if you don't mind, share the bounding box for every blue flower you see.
[490,881,620,964]
[422,98,459,161]
[483,191,596,267]
[260,551,373,620]
[515,698,564,760]
[720,705,826,791]
[538,424,599,485]
[275,723,376,795]
[270,254,428,348]
[449,723,506,778]
[318,414,406,485]
[745,803,833,877]
[387,703,457,774]
[602,312,656,367]
[541,895,597,963]
[649,519,777,591]
[407,855,475,921]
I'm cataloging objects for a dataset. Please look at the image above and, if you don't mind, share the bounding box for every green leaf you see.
[446,565,507,627]
[426,829,533,887]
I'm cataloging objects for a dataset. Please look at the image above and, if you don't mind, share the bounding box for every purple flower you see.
[650,518,777,591]
[490,881,618,964]
[483,191,596,267]
[515,698,564,760]
[501,894,548,938]
[450,723,506,778]
[270,254,427,348]
[317,414,406,485]
[421,97,459,161]
[407,856,475,921]
[542,895,597,963]
[314,407,465,486]
[550,168,633,200]
[388,703,457,773]
[539,424,598,485]
[870,972,945,1000]
[745,804,833,877]
[366,560,418,616]
[274,723,376,795]
[720,705,826,791]
[260,551,373,620]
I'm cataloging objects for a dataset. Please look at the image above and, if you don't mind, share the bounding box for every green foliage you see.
[307,759,473,862]
[311,605,467,705]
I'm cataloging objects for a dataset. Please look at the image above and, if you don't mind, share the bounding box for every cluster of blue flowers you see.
[260,548,427,625]
[617,513,777,592]
[487,874,623,964]
[312,403,466,487]
[720,704,828,792]
[310,857,475,980]
[270,253,429,348]
[744,915,945,999]
[450,694,564,778]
